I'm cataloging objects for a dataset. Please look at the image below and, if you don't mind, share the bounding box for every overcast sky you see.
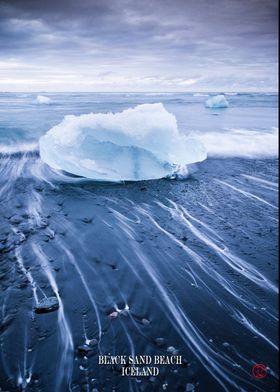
[0,0,278,92]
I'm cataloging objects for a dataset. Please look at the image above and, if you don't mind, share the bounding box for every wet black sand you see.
[0,154,278,392]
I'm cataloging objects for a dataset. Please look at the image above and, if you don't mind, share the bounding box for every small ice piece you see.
[35,95,52,105]
[222,342,230,347]
[186,383,195,391]
[35,296,59,313]
[39,103,207,181]
[205,95,229,109]
[108,311,118,319]
[87,338,98,346]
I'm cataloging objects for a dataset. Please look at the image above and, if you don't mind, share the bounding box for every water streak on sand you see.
[215,179,278,210]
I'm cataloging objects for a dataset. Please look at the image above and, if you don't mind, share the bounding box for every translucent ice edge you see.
[39,103,207,181]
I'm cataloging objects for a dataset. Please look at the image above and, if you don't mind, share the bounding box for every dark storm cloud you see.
[0,0,278,91]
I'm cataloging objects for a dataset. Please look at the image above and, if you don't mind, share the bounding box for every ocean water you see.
[0,92,278,152]
[0,92,278,392]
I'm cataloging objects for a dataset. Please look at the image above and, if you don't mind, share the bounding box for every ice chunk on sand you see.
[39,103,207,181]
[205,94,229,109]
[35,95,52,105]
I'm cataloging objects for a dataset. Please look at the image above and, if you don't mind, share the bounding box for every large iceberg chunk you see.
[39,103,207,181]
[205,94,229,109]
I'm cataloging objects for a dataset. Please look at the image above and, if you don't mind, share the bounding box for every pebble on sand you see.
[77,344,92,354]
[82,217,93,223]
[186,383,195,392]
[141,318,150,325]
[155,338,166,347]
[167,346,178,355]
[35,296,59,313]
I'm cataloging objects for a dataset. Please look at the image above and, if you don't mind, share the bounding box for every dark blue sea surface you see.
[0,92,278,392]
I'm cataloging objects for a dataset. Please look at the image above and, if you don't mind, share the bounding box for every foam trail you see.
[177,203,277,292]
[16,326,33,391]
[136,204,267,316]
[150,200,278,317]
[232,309,278,351]
[215,179,278,210]
[57,242,103,347]
[15,249,39,303]
[126,201,276,391]
[31,243,74,391]
[241,174,278,190]
[130,243,264,392]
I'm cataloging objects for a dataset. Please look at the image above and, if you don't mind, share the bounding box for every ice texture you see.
[205,94,229,108]
[39,103,207,181]
[36,95,52,105]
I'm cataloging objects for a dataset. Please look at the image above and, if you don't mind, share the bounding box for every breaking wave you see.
[188,127,278,158]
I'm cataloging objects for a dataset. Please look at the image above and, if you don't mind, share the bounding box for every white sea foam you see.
[16,94,30,98]
[143,92,174,96]
[35,95,52,105]
[188,127,278,158]
[193,93,209,97]
[205,95,229,108]
[0,142,38,154]
[39,103,207,181]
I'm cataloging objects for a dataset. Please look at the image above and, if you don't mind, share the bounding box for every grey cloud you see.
[0,0,277,91]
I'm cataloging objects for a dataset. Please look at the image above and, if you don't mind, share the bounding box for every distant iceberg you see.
[205,95,229,108]
[39,103,207,181]
[35,95,52,105]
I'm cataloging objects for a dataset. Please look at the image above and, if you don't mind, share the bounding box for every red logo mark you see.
[252,364,267,379]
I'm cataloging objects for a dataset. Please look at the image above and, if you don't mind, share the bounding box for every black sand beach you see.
[0,153,278,392]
